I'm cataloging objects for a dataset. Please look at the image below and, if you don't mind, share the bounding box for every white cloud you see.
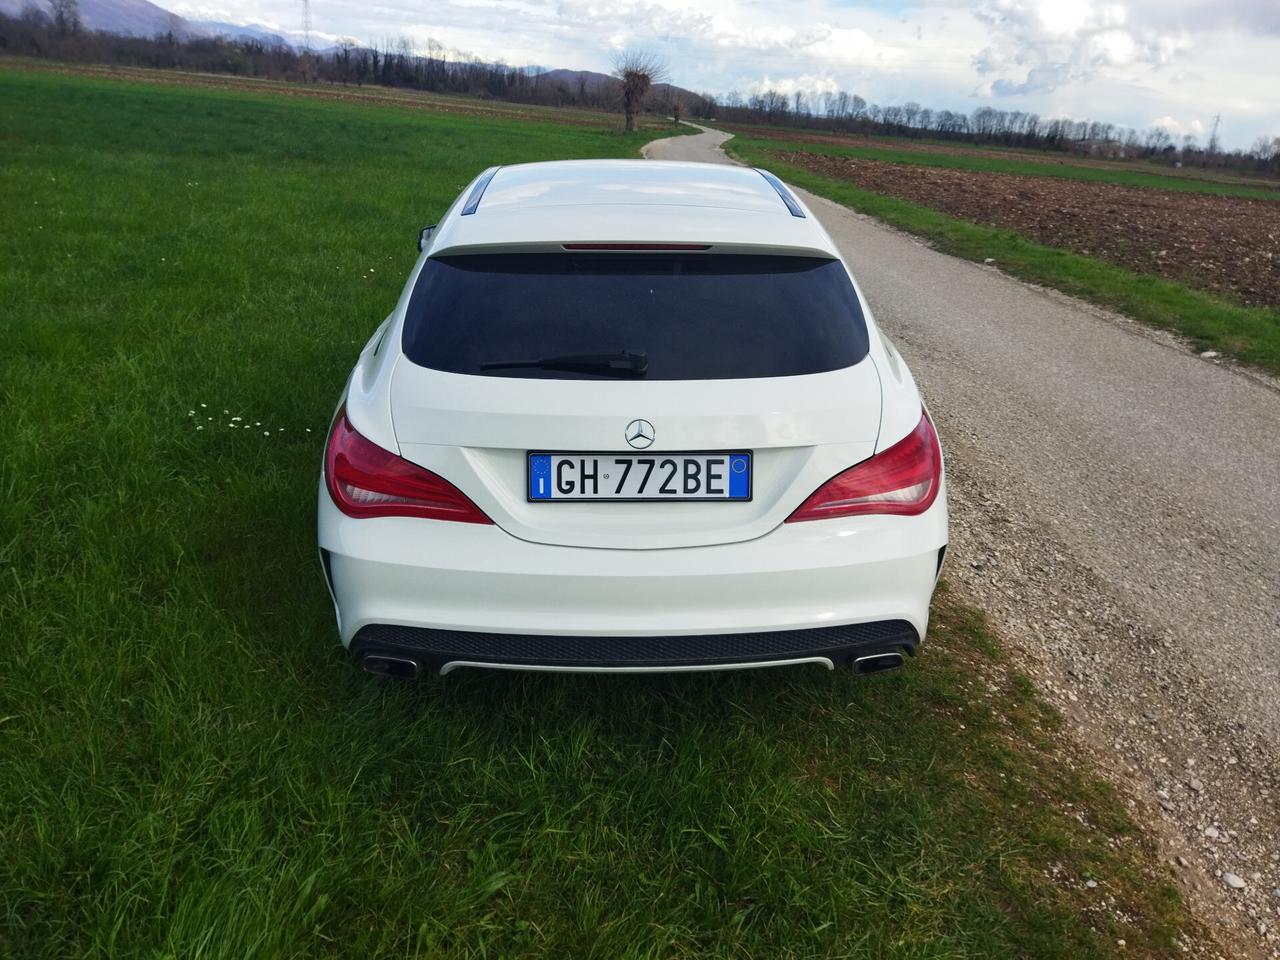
[974,0,1200,96]
[1091,28,1137,65]
[748,74,841,98]
[1035,0,1096,37]
[1150,114,1206,136]
[794,26,879,63]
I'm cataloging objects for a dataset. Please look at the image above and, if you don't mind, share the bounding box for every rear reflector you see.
[561,243,711,251]
[324,409,492,523]
[786,410,941,522]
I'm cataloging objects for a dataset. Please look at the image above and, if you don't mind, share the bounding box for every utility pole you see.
[1207,113,1221,159]
[300,0,313,52]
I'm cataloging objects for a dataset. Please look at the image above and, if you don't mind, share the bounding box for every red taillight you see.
[324,409,492,524]
[786,410,941,522]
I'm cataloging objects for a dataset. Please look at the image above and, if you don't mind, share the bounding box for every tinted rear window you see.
[401,253,869,380]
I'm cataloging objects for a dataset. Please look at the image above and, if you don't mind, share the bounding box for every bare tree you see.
[612,50,667,132]
[1250,135,1279,160]
[1144,126,1172,153]
[46,0,78,36]
[759,89,787,123]
[1251,135,1280,173]
[833,90,849,121]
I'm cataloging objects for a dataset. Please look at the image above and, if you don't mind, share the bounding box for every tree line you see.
[715,90,1280,175]
[2,2,1277,175]
[0,6,702,115]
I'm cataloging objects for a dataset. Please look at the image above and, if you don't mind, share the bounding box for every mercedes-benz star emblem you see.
[625,419,655,449]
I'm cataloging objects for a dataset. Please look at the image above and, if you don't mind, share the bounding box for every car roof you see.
[426,160,839,259]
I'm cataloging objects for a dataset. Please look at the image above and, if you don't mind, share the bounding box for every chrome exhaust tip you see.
[362,654,421,680]
[852,652,905,676]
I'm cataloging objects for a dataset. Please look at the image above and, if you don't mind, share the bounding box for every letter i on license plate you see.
[528,452,752,501]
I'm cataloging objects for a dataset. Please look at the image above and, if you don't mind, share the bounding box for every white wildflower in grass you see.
[263,431,269,436]
[196,425,203,430]
[254,422,261,427]
[200,403,207,408]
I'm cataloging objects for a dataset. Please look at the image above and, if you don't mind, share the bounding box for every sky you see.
[169,0,1280,149]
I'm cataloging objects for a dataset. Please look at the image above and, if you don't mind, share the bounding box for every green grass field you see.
[722,129,1280,200]
[726,137,1280,374]
[1,68,1195,957]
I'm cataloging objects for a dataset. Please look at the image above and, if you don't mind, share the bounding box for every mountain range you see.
[1,0,706,100]
[0,0,301,45]
[0,0,186,35]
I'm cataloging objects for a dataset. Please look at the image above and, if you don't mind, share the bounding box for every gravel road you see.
[646,126,1280,954]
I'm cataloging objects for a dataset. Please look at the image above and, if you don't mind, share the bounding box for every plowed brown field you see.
[780,150,1280,307]
[728,123,1277,190]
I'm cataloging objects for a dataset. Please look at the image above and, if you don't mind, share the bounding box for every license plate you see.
[528,452,752,501]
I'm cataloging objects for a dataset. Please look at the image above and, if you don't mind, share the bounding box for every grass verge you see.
[727,137,1280,374]
[2,68,1195,957]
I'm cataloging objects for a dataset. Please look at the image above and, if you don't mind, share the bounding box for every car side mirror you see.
[418,224,438,252]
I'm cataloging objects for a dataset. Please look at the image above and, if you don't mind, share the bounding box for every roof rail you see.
[755,169,806,218]
[460,167,500,216]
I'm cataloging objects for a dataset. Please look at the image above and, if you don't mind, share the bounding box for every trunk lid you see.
[389,360,882,549]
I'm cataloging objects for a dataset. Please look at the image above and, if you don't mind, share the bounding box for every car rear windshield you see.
[400,253,870,380]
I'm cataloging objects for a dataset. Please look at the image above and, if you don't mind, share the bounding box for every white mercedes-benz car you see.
[318,160,947,678]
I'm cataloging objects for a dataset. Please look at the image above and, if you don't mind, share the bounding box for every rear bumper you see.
[318,482,946,671]
[351,620,919,674]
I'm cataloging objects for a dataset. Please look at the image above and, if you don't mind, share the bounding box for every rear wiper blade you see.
[479,350,648,376]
